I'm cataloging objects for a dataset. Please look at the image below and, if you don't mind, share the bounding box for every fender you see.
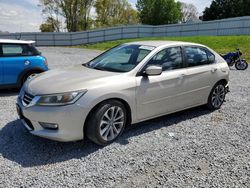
[17,67,46,87]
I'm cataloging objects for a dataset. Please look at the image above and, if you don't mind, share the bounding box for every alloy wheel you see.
[212,85,226,108]
[99,106,125,141]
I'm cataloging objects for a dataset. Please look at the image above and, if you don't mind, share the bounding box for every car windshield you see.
[84,44,154,72]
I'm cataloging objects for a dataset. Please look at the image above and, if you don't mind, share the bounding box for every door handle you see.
[211,68,217,73]
[178,74,186,79]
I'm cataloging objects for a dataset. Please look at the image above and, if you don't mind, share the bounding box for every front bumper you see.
[16,97,88,142]
[225,85,230,93]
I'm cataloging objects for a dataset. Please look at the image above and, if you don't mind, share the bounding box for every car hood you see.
[25,65,121,95]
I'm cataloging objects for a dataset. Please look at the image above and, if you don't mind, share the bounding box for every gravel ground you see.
[0,47,249,187]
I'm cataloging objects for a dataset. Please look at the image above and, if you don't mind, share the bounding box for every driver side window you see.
[147,47,183,71]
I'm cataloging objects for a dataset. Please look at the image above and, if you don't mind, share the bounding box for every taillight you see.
[44,57,48,67]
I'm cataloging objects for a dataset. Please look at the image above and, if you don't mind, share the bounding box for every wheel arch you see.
[83,98,132,134]
[17,67,45,86]
[216,79,228,86]
[208,79,228,98]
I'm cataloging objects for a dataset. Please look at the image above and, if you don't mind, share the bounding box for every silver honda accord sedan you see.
[16,41,229,145]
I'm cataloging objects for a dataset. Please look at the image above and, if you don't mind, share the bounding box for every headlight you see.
[36,90,87,106]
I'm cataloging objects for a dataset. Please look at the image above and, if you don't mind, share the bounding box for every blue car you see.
[0,39,48,89]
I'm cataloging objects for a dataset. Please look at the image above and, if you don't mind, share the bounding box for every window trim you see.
[137,46,185,76]
[182,45,216,68]
[0,44,3,57]
[0,43,38,58]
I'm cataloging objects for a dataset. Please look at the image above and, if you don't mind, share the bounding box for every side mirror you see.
[144,65,162,76]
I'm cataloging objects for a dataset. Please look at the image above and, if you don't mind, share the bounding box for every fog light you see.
[39,122,58,130]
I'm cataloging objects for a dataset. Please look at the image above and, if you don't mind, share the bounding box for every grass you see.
[77,35,250,61]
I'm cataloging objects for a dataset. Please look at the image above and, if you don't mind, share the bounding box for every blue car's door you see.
[2,43,29,85]
[0,45,3,84]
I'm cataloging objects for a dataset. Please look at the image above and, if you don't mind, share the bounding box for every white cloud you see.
[0,1,42,32]
[179,0,212,13]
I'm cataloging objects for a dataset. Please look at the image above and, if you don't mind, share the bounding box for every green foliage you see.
[94,0,139,28]
[39,0,139,31]
[136,0,182,25]
[39,0,94,32]
[40,23,55,32]
[40,17,60,32]
[39,0,61,31]
[78,35,250,61]
[59,0,94,31]
[203,0,250,21]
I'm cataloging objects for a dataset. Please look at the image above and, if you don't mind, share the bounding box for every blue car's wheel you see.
[21,71,41,86]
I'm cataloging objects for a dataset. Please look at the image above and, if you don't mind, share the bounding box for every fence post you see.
[35,33,37,45]
[216,21,219,36]
[53,33,55,46]
[87,31,89,44]
[121,26,124,40]
[70,33,72,46]
[241,17,245,35]
[104,29,106,42]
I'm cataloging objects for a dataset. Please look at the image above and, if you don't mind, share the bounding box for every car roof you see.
[126,40,206,48]
[0,39,35,44]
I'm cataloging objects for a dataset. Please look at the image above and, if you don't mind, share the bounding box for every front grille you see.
[22,92,34,106]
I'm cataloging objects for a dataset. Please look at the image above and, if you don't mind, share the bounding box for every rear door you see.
[2,43,33,85]
[183,46,219,106]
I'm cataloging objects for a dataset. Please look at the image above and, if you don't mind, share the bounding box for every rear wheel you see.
[21,72,40,86]
[85,100,127,146]
[207,83,226,110]
[235,60,248,70]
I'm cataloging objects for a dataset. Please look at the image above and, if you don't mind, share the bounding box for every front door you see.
[136,46,189,121]
[0,45,3,84]
[2,43,30,85]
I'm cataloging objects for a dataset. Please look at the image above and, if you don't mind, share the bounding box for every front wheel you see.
[207,83,226,110]
[235,60,248,70]
[85,100,127,146]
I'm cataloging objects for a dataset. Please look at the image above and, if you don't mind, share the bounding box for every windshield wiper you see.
[92,66,107,71]
[82,63,89,67]
[83,64,125,73]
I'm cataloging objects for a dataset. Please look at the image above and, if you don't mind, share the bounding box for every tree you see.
[80,0,95,30]
[136,0,182,25]
[203,0,250,21]
[180,2,199,23]
[39,0,94,32]
[39,0,62,32]
[40,17,60,32]
[94,0,139,28]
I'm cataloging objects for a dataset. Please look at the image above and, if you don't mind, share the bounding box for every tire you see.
[85,100,127,146]
[235,60,248,70]
[207,82,226,110]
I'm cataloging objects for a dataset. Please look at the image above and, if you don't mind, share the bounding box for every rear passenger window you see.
[147,47,183,71]
[2,44,34,57]
[2,44,23,56]
[184,47,215,67]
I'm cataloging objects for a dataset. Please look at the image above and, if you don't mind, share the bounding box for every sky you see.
[0,0,213,33]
